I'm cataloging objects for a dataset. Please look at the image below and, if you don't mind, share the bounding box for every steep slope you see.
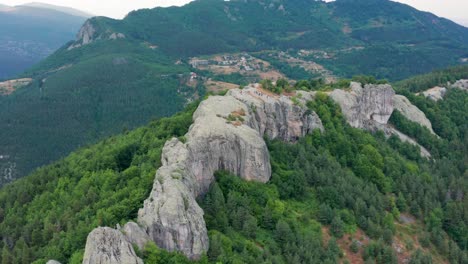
[0,3,89,78]
[1,0,467,186]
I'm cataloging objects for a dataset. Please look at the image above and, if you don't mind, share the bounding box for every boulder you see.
[452,79,468,91]
[82,227,143,264]
[418,86,447,101]
[46,260,61,264]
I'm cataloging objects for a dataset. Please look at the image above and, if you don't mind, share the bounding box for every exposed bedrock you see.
[137,86,323,259]
[330,82,432,157]
[82,227,143,264]
[82,85,324,262]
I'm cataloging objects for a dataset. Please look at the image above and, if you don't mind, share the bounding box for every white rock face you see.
[82,227,143,264]
[137,86,323,259]
[393,95,435,135]
[330,82,432,158]
[452,79,468,91]
[68,20,126,50]
[330,82,394,128]
[419,86,447,101]
[46,260,61,264]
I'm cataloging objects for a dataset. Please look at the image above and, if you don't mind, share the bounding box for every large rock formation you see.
[452,79,468,91]
[137,85,323,259]
[393,95,435,135]
[46,260,61,264]
[68,20,125,50]
[418,86,447,101]
[329,82,394,128]
[82,227,143,264]
[82,85,323,261]
[330,82,431,157]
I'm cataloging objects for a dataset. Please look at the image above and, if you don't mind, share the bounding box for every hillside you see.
[0,3,89,79]
[0,76,466,263]
[1,0,467,187]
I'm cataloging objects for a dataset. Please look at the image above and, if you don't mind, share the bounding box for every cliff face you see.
[137,86,323,258]
[330,82,395,129]
[68,19,125,50]
[82,85,324,261]
[330,82,432,157]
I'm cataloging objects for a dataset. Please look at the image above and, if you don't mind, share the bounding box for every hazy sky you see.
[0,0,467,25]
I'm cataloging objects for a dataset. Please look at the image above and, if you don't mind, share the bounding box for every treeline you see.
[395,65,468,93]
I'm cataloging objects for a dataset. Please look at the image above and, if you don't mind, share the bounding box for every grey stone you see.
[83,85,324,261]
[138,86,323,259]
[121,222,151,251]
[82,227,143,264]
[418,86,447,101]
[330,82,432,158]
[393,95,436,135]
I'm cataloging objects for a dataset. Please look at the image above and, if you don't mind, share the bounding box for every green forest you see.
[1,66,467,263]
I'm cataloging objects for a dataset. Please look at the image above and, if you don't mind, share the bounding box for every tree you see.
[1,246,13,264]
[331,216,345,238]
[275,220,294,245]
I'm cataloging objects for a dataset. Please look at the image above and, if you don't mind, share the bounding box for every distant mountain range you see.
[0,2,90,79]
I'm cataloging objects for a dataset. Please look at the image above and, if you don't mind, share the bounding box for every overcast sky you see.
[0,0,467,26]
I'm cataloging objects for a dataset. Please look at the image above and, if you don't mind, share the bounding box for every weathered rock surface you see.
[330,82,432,157]
[81,85,323,261]
[121,222,151,251]
[418,86,447,101]
[393,95,435,135]
[452,79,468,91]
[137,85,323,259]
[82,227,143,264]
[68,20,126,50]
[46,260,61,264]
[330,82,394,128]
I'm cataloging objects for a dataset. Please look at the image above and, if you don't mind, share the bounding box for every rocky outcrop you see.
[82,227,143,264]
[330,82,395,128]
[393,95,435,135]
[68,20,126,50]
[46,260,61,264]
[418,86,447,101]
[330,82,432,158]
[121,222,151,251]
[137,85,323,259]
[452,79,468,91]
[0,78,32,95]
[82,85,323,261]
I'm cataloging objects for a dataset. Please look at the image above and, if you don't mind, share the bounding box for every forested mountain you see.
[0,3,89,79]
[0,0,467,187]
[0,64,466,263]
